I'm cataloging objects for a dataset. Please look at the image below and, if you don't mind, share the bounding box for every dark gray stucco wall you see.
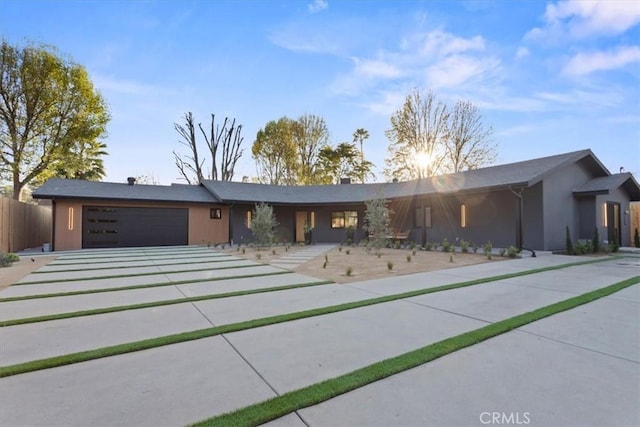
[596,187,633,246]
[542,158,596,250]
[576,197,596,241]
[522,182,544,250]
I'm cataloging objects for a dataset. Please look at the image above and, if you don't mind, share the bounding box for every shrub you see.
[251,202,278,246]
[345,266,353,276]
[272,249,277,255]
[387,261,393,271]
[424,242,433,251]
[242,248,246,255]
[441,238,451,252]
[592,227,600,253]
[460,240,469,253]
[324,254,329,263]
[338,247,342,252]
[609,233,619,253]
[376,252,382,258]
[255,253,262,260]
[322,260,327,269]
[0,253,19,267]
[406,255,412,262]
[635,228,640,248]
[498,248,506,257]
[472,242,479,253]
[412,249,417,256]
[449,253,454,263]
[565,226,573,255]
[346,249,351,255]
[507,245,519,258]
[483,241,493,259]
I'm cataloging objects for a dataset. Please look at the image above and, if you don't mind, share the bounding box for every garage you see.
[82,206,189,248]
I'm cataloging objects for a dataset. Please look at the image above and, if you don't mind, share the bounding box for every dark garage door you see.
[82,206,189,248]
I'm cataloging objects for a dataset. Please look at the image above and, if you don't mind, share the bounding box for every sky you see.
[1,0,639,185]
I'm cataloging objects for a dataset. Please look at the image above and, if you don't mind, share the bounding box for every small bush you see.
[498,248,506,257]
[592,227,600,253]
[507,245,519,258]
[412,249,417,256]
[387,261,393,271]
[272,249,277,255]
[609,233,619,253]
[449,253,454,263]
[346,249,351,255]
[376,252,382,258]
[338,247,342,252]
[345,266,353,276]
[322,260,327,269]
[450,245,456,253]
[472,242,479,253]
[255,253,262,260]
[406,255,412,262]
[460,240,469,253]
[424,242,433,251]
[441,238,451,253]
[242,248,246,254]
[324,254,329,263]
[236,247,240,252]
[0,253,19,267]
[483,241,493,259]
[634,228,640,248]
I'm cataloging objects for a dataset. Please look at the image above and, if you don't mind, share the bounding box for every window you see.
[246,210,252,229]
[210,208,222,219]
[461,204,467,228]
[331,211,358,228]
[415,207,432,228]
[310,211,315,228]
[602,203,607,227]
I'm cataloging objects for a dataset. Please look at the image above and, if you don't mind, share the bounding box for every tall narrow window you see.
[246,210,252,229]
[461,204,466,228]
[68,207,74,230]
[602,203,607,227]
[310,211,315,228]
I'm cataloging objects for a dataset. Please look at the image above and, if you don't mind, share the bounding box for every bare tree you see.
[173,112,244,184]
[445,100,496,172]
[384,89,449,181]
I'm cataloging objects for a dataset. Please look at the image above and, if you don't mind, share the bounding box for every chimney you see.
[127,177,136,186]
[340,177,351,184]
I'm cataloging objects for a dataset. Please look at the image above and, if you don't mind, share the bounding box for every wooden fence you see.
[631,202,640,246]
[0,197,52,253]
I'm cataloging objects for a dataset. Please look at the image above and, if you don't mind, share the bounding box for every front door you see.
[606,202,620,245]
[295,211,307,243]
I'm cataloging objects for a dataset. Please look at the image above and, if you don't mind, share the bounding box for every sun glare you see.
[415,151,431,177]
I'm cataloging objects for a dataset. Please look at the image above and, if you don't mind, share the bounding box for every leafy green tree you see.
[251,117,298,185]
[251,202,278,246]
[353,128,370,182]
[385,88,448,181]
[445,100,496,173]
[317,142,374,184]
[0,40,109,200]
[293,114,329,184]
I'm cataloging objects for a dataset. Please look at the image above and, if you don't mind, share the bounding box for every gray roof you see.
[203,149,598,204]
[573,173,640,200]
[33,178,218,203]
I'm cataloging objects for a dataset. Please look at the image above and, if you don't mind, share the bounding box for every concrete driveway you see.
[0,246,637,426]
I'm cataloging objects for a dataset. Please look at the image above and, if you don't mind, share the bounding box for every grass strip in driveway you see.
[0,271,292,302]
[52,249,216,261]
[0,256,620,378]
[47,254,227,266]
[32,257,243,274]
[0,280,333,327]
[13,263,263,286]
[193,275,640,427]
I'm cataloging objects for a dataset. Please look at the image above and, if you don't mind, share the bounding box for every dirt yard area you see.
[0,255,58,290]
[224,244,503,284]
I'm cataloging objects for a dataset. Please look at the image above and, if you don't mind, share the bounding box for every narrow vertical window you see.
[68,207,74,230]
[461,204,466,228]
[310,211,315,228]
[602,203,607,227]
[246,210,252,229]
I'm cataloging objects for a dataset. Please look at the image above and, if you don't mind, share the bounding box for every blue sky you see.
[2,0,639,184]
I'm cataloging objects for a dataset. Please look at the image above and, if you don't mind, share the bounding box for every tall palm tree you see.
[352,128,369,183]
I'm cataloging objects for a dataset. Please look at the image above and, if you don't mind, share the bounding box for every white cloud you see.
[515,46,530,60]
[426,55,499,90]
[353,58,403,79]
[562,46,640,76]
[308,0,328,14]
[419,30,485,56]
[526,0,640,40]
